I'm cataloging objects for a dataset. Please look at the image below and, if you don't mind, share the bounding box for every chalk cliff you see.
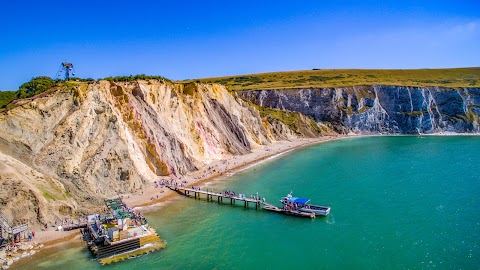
[0,81,316,226]
[238,86,480,134]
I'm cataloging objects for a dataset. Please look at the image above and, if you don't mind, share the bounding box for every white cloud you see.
[451,21,479,34]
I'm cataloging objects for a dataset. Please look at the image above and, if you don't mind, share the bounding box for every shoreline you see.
[122,135,352,210]
[8,133,478,268]
[35,132,478,234]
[7,135,352,268]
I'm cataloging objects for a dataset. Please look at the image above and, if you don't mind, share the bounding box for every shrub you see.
[99,74,171,83]
[17,76,56,99]
[0,91,17,109]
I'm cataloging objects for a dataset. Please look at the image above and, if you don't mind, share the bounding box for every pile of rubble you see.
[0,242,43,269]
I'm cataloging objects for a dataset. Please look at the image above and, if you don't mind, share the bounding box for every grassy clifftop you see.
[191,67,480,91]
[0,91,17,108]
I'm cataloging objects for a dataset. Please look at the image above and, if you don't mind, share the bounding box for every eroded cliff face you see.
[238,86,480,134]
[0,81,309,226]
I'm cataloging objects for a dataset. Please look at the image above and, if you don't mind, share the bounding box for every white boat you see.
[280,192,331,216]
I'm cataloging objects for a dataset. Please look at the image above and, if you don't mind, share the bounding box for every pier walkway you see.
[167,185,265,209]
[168,186,263,209]
[62,222,88,231]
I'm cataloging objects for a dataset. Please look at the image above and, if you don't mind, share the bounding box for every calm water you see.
[16,136,480,269]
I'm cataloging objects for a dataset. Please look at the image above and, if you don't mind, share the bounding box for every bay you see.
[16,136,480,269]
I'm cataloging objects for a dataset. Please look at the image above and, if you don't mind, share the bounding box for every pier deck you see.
[170,186,263,209]
[62,222,88,231]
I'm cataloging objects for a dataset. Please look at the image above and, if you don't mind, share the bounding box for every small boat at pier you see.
[280,192,331,216]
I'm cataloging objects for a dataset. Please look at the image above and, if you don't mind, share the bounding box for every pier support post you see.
[244,201,247,208]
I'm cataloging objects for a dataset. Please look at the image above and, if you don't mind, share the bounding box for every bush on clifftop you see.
[17,76,56,99]
[101,74,171,83]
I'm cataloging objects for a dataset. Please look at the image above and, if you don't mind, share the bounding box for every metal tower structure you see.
[55,62,76,81]
[0,212,12,241]
[0,212,28,243]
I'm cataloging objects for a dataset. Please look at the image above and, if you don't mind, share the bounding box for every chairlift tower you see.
[55,62,76,81]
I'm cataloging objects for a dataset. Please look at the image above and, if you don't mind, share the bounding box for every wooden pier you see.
[170,186,263,209]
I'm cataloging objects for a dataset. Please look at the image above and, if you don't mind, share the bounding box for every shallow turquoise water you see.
[16,136,480,269]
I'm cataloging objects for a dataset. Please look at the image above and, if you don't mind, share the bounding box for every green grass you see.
[186,67,480,91]
[36,180,68,201]
[42,191,56,200]
[251,103,321,133]
[255,104,300,126]
[0,91,17,108]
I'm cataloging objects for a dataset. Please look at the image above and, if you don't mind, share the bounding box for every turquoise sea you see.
[16,136,480,269]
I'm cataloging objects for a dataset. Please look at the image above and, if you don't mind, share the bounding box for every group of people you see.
[223,190,235,197]
[2,229,36,255]
[27,231,35,241]
[154,179,170,187]
[94,205,147,238]
[283,202,299,211]
[4,241,16,253]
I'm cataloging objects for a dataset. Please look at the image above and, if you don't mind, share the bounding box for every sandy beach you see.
[5,135,349,269]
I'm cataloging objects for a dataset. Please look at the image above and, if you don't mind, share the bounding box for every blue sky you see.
[0,0,479,90]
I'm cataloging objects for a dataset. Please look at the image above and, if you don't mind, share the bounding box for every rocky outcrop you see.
[0,81,310,226]
[238,86,480,134]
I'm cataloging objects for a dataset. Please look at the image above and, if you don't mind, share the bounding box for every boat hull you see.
[298,206,330,216]
[263,205,315,218]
